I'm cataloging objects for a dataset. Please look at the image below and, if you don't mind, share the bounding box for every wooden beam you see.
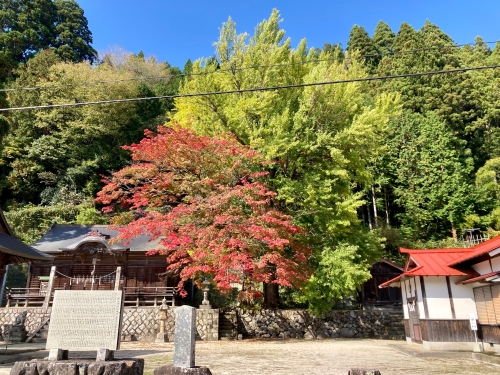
[419,276,429,319]
[446,276,456,319]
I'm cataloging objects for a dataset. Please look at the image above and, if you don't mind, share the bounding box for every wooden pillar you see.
[42,266,56,312]
[114,266,122,291]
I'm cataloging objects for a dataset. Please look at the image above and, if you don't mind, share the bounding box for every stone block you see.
[96,349,114,361]
[154,365,212,375]
[349,369,381,375]
[48,349,69,360]
[11,359,144,375]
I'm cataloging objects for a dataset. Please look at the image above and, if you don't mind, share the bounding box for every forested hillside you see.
[1,3,500,311]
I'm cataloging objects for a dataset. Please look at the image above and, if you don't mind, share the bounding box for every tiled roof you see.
[401,248,475,277]
[0,232,53,261]
[448,235,500,266]
[31,224,162,253]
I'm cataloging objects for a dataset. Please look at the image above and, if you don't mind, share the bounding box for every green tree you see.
[347,25,379,73]
[0,0,96,79]
[385,111,474,239]
[2,51,146,203]
[173,9,400,312]
[372,21,394,57]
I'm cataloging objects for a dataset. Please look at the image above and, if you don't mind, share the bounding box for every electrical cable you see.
[1,39,498,93]
[1,64,498,112]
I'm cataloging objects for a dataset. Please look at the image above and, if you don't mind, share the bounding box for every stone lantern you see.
[155,297,169,343]
[199,279,212,310]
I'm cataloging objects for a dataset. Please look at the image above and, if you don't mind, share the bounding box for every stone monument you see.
[154,306,212,375]
[11,290,144,375]
[46,290,124,359]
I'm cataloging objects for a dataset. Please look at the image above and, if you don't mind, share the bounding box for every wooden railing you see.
[4,286,176,308]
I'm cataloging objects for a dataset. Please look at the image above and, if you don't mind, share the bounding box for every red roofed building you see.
[380,238,500,353]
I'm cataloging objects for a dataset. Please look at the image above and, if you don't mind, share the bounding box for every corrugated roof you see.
[401,248,476,277]
[448,235,500,266]
[0,232,53,262]
[31,224,162,254]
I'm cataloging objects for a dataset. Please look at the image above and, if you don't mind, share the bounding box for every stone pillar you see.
[173,306,196,368]
[114,267,122,291]
[42,266,56,312]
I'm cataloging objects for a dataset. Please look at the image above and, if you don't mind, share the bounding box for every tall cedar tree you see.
[0,0,96,80]
[372,21,395,57]
[96,127,311,304]
[347,25,379,73]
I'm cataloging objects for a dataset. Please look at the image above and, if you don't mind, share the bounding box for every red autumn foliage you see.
[96,126,310,298]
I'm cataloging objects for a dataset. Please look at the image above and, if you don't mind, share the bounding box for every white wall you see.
[449,276,477,319]
[472,260,492,275]
[422,276,453,319]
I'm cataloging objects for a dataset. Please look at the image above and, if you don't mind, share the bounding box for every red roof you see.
[448,235,500,266]
[379,274,402,288]
[456,271,500,285]
[401,248,475,277]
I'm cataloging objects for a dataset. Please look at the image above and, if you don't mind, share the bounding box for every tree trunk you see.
[371,185,378,228]
[384,187,390,226]
[366,204,373,231]
[451,227,458,242]
[263,278,280,309]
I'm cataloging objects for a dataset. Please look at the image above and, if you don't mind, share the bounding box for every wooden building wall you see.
[28,251,177,291]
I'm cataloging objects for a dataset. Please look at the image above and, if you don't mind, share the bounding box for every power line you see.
[1,64,498,113]
[2,40,498,93]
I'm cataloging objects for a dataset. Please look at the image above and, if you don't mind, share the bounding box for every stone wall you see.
[0,306,220,342]
[121,308,159,341]
[0,308,51,338]
[0,307,403,342]
[237,309,405,340]
[196,308,219,341]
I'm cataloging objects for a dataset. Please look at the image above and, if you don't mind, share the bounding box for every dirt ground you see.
[115,339,500,375]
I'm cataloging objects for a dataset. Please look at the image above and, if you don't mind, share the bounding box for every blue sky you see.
[78,0,500,69]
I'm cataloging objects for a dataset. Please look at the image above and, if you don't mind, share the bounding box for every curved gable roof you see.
[31,224,162,254]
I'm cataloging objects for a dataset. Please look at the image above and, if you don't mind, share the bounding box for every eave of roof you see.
[456,271,500,285]
[0,232,53,262]
[448,235,500,267]
[379,274,402,288]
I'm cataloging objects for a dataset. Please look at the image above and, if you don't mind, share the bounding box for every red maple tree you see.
[96,126,310,303]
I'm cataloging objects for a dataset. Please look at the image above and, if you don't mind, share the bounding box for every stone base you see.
[349,369,381,375]
[154,365,212,375]
[11,359,144,375]
[198,305,212,310]
[155,333,169,343]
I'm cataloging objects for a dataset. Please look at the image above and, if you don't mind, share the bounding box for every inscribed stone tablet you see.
[46,290,123,351]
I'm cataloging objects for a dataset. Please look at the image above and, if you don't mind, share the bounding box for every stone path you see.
[120,339,500,375]
[0,339,498,375]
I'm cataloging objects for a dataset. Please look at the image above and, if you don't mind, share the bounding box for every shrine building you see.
[380,235,500,353]
[8,224,178,308]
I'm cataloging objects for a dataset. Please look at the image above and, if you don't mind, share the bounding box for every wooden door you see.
[407,297,422,342]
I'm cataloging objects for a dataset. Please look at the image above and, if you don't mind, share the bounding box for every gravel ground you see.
[118,339,500,375]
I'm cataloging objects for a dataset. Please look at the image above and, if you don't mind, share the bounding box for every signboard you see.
[469,313,478,331]
[46,290,124,351]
